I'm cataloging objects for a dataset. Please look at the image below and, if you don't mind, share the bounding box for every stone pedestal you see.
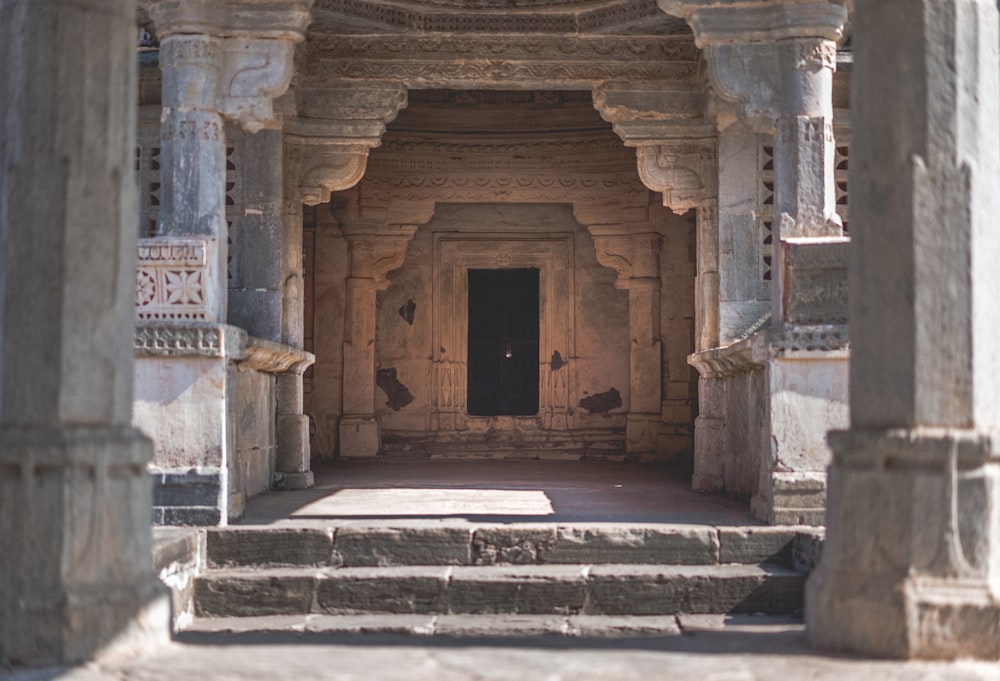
[807,0,1000,659]
[0,0,168,663]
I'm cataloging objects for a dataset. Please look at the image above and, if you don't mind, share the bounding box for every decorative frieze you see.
[302,34,700,89]
[134,323,246,358]
[136,238,218,322]
[781,237,849,325]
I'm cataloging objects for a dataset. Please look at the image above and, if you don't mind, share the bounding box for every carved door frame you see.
[432,232,574,432]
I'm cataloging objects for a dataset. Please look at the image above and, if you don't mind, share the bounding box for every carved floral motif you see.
[135,238,213,321]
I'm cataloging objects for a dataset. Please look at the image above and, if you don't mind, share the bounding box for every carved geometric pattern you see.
[225,144,244,288]
[835,142,849,235]
[136,125,162,238]
[135,239,211,321]
[757,142,775,284]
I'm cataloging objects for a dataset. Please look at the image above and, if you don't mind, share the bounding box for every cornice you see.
[142,0,314,40]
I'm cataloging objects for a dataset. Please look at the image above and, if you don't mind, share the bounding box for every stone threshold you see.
[176,612,804,640]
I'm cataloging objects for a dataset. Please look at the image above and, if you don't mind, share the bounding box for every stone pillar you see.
[281,84,408,464]
[589,230,663,459]
[660,0,849,522]
[340,232,381,457]
[157,34,227,317]
[337,226,416,457]
[138,0,312,523]
[807,0,1000,659]
[0,0,168,664]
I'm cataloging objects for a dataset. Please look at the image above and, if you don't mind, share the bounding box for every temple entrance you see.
[467,268,540,416]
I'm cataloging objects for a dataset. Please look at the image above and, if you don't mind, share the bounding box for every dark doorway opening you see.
[467,268,539,416]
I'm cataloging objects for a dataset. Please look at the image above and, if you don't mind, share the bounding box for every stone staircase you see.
[163,522,820,639]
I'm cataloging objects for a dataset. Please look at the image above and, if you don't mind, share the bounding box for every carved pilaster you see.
[588,228,663,457]
[339,225,417,457]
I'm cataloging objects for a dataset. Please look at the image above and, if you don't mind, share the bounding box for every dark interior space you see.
[467,268,540,416]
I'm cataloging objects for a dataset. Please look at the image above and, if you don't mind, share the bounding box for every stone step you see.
[205,523,805,569]
[177,613,804,640]
[193,563,804,618]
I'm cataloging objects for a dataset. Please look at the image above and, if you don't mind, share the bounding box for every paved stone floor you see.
[251,459,755,525]
[7,627,1000,681]
[7,461,1000,679]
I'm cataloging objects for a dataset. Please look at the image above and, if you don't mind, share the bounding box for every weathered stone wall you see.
[374,202,631,435]
[228,366,277,516]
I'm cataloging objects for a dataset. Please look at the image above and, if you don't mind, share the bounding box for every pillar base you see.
[625,414,660,460]
[0,426,170,665]
[809,571,1000,659]
[277,470,315,490]
[339,416,381,458]
[277,413,312,473]
[807,427,1000,660]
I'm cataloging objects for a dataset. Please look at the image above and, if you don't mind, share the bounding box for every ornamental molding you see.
[134,323,247,359]
[658,0,846,46]
[300,34,700,89]
[142,0,314,40]
[357,173,648,209]
[313,0,683,33]
[241,338,316,374]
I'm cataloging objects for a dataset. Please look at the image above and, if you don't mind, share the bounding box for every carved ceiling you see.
[309,0,691,35]
[300,0,700,91]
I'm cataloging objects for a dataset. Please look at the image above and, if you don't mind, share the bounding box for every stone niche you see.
[377,203,631,454]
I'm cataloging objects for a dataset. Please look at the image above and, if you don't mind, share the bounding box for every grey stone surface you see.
[448,565,588,615]
[586,564,802,616]
[544,525,720,565]
[335,526,473,566]
[13,638,1000,681]
[807,0,1000,660]
[207,529,335,567]
[0,0,169,664]
[195,569,317,617]
[718,527,797,565]
[315,567,451,615]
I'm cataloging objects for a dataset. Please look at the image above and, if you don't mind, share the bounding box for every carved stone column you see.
[339,226,416,457]
[136,0,311,523]
[0,0,168,663]
[143,0,313,321]
[658,0,849,522]
[807,0,1000,659]
[589,230,663,459]
[661,0,848,323]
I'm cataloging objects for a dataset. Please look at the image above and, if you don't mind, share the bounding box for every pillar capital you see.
[587,228,662,290]
[144,0,313,132]
[142,0,313,41]
[658,1,846,128]
[593,84,717,212]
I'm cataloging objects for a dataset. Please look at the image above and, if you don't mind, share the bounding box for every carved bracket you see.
[284,84,409,201]
[219,38,296,132]
[588,231,662,289]
[287,143,370,205]
[636,140,717,212]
